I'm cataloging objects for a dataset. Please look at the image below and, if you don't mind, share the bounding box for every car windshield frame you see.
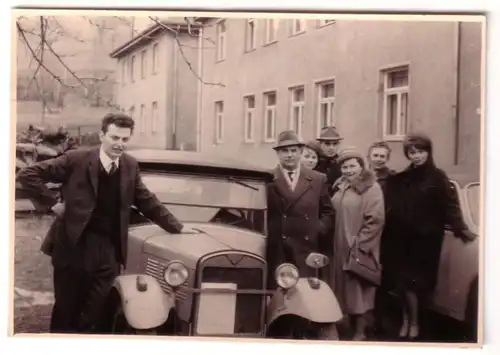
[139,170,268,211]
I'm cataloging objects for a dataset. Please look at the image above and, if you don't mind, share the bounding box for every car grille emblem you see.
[225,254,244,266]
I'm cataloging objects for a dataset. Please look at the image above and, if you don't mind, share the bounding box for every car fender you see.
[267,278,343,325]
[112,274,175,330]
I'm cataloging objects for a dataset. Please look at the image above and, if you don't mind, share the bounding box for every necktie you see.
[288,171,294,182]
[109,162,117,175]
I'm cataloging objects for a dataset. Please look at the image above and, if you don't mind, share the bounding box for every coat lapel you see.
[289,169,313,205]
[87,147,100,196]
[271,166,313,211]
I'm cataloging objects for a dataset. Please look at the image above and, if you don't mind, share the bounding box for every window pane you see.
[247,96,255,108]
[400,92,408,134]
[247,113,253,139]
[267,92,276,106]
[389,69,409,88]
[321,83,335,98]
[388,94,398,135]
[293,88,304,102]
[266,110,274,138]
[293,107,300,131]
[320,103,328,127]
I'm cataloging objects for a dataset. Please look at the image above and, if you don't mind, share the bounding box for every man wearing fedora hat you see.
[266,130,339,338]
[266,130,334,280]
[316,126,344,197]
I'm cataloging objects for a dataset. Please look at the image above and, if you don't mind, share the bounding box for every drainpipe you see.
[453,21,462,165]
[196,26,204,152]
[172,36,179,150]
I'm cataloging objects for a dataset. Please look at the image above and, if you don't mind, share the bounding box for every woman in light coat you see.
[329,148,385,340]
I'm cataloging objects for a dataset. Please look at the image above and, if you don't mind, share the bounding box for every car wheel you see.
[111,303,158,335]
[464,277,478,342]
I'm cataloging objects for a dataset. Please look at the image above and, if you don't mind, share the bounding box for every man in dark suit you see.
[266,130,334,284]
[315,126,344,197]
[16,113,184,334]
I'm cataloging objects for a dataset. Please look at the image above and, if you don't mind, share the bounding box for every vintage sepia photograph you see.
[11,8,485,347]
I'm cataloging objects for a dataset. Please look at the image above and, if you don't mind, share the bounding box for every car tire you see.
[111,302,158,335]
[464,277,478,343]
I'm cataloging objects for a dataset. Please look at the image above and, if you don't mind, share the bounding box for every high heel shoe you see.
[399,317,409,338]
[408,323,419,340]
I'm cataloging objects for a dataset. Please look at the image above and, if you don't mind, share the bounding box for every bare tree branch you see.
[148,16,225,87]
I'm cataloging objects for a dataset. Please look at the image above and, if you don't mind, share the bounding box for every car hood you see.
[131,222,266,268]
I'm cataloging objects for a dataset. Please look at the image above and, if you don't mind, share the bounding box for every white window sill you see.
[383,134,406,142]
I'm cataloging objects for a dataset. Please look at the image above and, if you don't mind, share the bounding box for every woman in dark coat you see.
[383,133,476,340]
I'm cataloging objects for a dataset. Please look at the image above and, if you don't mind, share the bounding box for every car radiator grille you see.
[199,266,264,334]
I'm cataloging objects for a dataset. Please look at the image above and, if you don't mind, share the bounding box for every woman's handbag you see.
[343,240,382,287]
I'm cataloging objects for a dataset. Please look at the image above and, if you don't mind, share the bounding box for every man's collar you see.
[99,146,119,168]
[279,163,300,175]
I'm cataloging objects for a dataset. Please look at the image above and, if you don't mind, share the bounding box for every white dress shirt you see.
[99,147,119,173]
[280,164,301,191]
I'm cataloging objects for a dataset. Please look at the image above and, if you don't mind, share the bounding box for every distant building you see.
[110,19,201,150]
[196,18,483,171]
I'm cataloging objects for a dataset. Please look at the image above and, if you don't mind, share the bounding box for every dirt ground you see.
[12,215,55,334]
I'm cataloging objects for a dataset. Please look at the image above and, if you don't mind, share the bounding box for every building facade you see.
[110,19,200,150]
[197,18,483,171]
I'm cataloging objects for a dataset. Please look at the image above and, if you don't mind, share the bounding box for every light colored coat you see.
[329,169,385,315]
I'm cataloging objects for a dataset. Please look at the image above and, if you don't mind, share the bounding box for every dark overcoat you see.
[265,166,334,288]
[16,147,184,267]
[382,162,469,294]
[315,154,342,197]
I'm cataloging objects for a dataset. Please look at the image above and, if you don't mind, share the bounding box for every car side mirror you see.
[305,253,329,269]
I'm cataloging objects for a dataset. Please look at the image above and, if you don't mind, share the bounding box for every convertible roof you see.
[128,149,274,181]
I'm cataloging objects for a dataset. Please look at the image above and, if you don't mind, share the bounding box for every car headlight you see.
[275,263,299,289]
[163,261,189,287]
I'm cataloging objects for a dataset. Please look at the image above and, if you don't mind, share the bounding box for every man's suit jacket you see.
[16,147,184,266]
[266,166,334,287]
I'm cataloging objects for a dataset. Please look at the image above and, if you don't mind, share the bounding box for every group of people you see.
[266,126,477,341]
[16,112,476,340]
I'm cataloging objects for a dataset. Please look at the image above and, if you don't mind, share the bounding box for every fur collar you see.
[334,169,377,195]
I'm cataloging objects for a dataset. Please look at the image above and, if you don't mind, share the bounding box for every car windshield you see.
[466,183,480,227]
[135,172,268,234]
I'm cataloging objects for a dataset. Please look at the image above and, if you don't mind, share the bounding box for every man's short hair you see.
[367,140,392,158]
[101,113,135,133]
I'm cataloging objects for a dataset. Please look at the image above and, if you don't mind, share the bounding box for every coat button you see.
[282,235,287,240]
[304,236,309,240]
[304,214,309,219]
[283,214,287,218]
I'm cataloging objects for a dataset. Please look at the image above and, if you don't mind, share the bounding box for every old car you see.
[427,166,481,342]
[103,149,341,338]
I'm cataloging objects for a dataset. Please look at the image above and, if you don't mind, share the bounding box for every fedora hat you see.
[273,130,304,150]
[317,126,344,141]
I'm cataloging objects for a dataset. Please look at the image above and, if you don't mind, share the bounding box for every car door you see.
[429,181,480,321]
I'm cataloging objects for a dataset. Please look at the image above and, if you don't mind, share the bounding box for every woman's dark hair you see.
[304,140,322,156]
[101,113,135,133]
[403,133,435,165]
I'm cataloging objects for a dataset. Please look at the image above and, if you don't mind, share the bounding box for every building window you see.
[152,101,158,133]
[263,91,277,142]
[152,43,159,74]
[243,95,255,142]
[121,60,126,85]
[316,81,335,135]
[318,19,336,27]
[215,101,224,143]
[216,20,226,61]
[265,19,279,44]
[141,49,147,79]
[289,86,305,138]
[130,55,135,82]
[290,19,306,36]
[140,104,146,133]
[382,67,409,139]
[245,19,257,52]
